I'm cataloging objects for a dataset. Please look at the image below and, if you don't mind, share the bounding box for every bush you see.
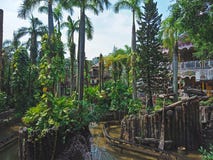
[22,94,94,135]
[199,144,213,160]
[0,92,7,112]
[200,97,213,106]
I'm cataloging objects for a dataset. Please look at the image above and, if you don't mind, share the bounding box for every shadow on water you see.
[0,141,18,160]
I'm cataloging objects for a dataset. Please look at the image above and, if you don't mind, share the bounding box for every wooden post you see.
[158,108,165,150]
[182,103,186,147]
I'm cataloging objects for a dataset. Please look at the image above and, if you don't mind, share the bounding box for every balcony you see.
[178,60,213,81]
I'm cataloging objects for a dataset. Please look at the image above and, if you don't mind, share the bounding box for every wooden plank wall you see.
[121,97,201,150]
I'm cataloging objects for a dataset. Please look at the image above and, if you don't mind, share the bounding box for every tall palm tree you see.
[114,0,143,99]
[62,0,110,102]
[78,0,110,102]
[18,0,58,37]
[61,16,79,95]
[161,16,181,102]
[39,3,63,34]
[16,16,47,64]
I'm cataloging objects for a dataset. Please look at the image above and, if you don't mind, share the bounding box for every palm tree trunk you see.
[78,7,86,102]
[0,9,3,91]
[30,32,37,64]
[131,11,136,51]
[70,42,75,96]
[76,32,80,95]
[132,11,137,100]
[99,53,104,92]
[48,0,54,37]
[85,60,89,88]
[173,41,178,101]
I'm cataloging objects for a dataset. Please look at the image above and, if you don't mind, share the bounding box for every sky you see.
[0,0,172,60]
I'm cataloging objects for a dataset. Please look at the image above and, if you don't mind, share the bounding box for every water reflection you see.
[0,142,18,160]
[89,122,156,160]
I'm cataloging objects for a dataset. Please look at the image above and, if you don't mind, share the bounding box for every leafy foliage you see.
[199,144,213,160]
[23,95,86,134]
[39,33,65,95]
[0,92,7,112]
[11,47,30,111]
[103,80,142,114]
[84,86,110,121]
[200,97,213,106]
[154,98,173,111]
[171,0,213,58]
[136,0,169,109]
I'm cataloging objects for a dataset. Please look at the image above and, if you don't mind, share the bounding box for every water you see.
[89,122,156,160]
[89,122,202,160]
[0,122,202,160]
[0,141,18,160]
[0,125,19,160]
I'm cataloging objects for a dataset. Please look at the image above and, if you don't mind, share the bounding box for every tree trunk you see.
[48,0,54,37]
[85,59,89,88]
[30,32,37,64]
[99,53,104,92]
[173,41,178,101]
[132,11,137,100]
[78,7,85,103]
[0,9,3,91]
[70,42,75,96]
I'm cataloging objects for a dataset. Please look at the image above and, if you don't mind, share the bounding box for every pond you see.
[0,141,18,160]
[0,122,202,160]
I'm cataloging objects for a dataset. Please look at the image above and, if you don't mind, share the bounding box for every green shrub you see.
[0,92,7,112]
[199,144,213,160]
[200,97,213,106]
[22,95,93,135]
[154,98,173,111]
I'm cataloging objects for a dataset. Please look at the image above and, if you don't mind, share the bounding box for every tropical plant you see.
[114,0,143,99]
[161,2,183,102]
[16,15,47,64]
[0,92,7,112]
[11,47,30,112]
[39,3,63,34]
[199,144,213,160]
[18,0,59,37]
[104,46,131,84]
[136,0,169,110]
[172,0,213,58]
[61,0,110,103]
[39,33,65,97]
[61,16,79,95]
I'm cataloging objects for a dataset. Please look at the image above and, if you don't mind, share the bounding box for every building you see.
[177,40,213,96]
[89,63,111,86]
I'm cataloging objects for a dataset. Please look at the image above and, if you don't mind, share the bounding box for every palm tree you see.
[114,0,143,99]
[18,0,57,37]
[62,0,110,102]
[61,16,79,95]
[161,16,181,102]
[16,16,47,64]
[39,3,63,34]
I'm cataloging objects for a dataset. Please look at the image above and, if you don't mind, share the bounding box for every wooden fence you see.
[120,97,201,150]
[18,127,91,160]
[200,105,213,148]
